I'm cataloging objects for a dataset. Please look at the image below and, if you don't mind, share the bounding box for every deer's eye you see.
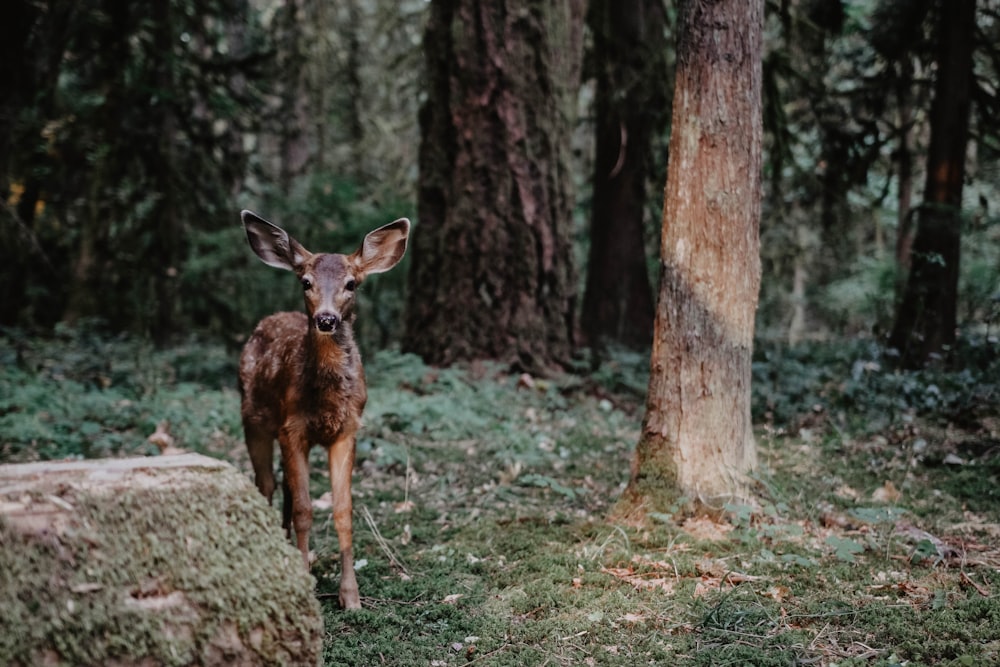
[345,278,356,292]
[301,277,313,291]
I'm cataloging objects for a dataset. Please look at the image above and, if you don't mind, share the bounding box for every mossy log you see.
[0,454,323,667]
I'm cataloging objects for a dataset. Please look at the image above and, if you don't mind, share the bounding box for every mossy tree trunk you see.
[619,0,763,516]
[403,0,585,373]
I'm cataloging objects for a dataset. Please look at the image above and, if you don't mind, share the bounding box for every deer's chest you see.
[295,370,366,446]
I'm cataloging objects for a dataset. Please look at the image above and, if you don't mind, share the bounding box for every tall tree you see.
[404,0,585,371]
[889,0,976,365]
[580,0,668,350]
[618,0,763,514]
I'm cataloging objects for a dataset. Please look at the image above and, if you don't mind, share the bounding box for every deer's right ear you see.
[242,210,312,271]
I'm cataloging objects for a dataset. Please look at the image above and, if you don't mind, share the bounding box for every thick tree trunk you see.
[619,0,762,515]
[888,0,975,366]
[404,0,585,373]
[580,0,667,350]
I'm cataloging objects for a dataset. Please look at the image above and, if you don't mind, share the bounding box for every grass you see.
[1,327,999,665]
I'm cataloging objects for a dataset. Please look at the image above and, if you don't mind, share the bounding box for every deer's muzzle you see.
[314,313,340,333]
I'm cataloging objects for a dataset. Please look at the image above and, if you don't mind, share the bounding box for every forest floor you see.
[2,328,999,666]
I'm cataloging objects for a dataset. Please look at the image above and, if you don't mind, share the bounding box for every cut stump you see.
[0,454,323,667]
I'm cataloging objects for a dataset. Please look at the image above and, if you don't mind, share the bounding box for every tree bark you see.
[888,0,976,366]
[403,0,585,373]
[619,0,763,515]
[580,0,668,350]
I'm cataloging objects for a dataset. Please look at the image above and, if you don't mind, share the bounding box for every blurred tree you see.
[619,0,763,514]
[889,0,977,365]
[580,0,669,350]
[0,0,270,337]
[403,0,585,371]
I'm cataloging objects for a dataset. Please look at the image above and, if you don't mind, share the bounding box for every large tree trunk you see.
[403,0,585,372]
[580,0,668,350]
[888,0,975,366]
[618,0,763,515]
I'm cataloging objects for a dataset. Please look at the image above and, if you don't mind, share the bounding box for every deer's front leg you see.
[279,426,313,570]
[328,432,360,610]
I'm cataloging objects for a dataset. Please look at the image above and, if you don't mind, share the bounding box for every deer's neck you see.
[304,326,359,389]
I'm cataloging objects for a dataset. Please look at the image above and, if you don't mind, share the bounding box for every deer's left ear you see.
[353,218,410,277]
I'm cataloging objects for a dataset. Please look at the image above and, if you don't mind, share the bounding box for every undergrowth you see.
[1,327,999,665]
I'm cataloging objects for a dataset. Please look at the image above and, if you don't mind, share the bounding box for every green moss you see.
[0,466,321,666]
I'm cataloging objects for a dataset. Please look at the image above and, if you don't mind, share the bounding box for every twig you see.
[960,571,990,597]
[359,504,411,578]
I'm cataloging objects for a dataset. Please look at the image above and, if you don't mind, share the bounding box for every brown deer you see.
[238,210,409,610]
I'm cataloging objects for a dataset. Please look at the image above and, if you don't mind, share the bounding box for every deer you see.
[238,209,409,610]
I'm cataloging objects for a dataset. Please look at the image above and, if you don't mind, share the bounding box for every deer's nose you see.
[314,313,340,333]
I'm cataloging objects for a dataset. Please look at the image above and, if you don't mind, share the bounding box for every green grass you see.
[2,328,999,665]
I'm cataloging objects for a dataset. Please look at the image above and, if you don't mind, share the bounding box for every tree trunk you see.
[149,0,181,340]
[888,0,975,366]
[618,0,762,515]
[277,0,310,191]
[403,0,584,373]
[580,0,667,350]
[894,56,915,281]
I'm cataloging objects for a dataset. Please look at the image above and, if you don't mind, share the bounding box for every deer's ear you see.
[353,218,410,277]
[242,210,312,271]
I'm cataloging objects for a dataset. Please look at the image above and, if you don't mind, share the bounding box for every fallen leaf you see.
[311,491,333,511]
[148,420,184,455]
[442,593,464,604]
[763,585,791,602]
[681,516,733,542]
[601,566,675,594]
[394,499,416,513]
[871,480,901,503]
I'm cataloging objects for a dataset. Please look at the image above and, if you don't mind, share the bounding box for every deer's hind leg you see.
[279,426,314,570]
[245,422,277,503]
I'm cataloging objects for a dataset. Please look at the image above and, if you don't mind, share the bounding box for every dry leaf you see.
[681,516,733,541]
[311,491,333,511]
[871,480,901,503]
[600,566,676,594]
[442,593,464,604]
[148,420,184,455]
[693,580,716,597]
[394,499,416,513]
[763,585,791,602]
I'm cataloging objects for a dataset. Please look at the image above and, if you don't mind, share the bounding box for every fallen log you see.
[0,454,323,667]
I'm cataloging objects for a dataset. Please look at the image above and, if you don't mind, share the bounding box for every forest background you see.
[2,0,1000,665]
[2,0,998,354]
